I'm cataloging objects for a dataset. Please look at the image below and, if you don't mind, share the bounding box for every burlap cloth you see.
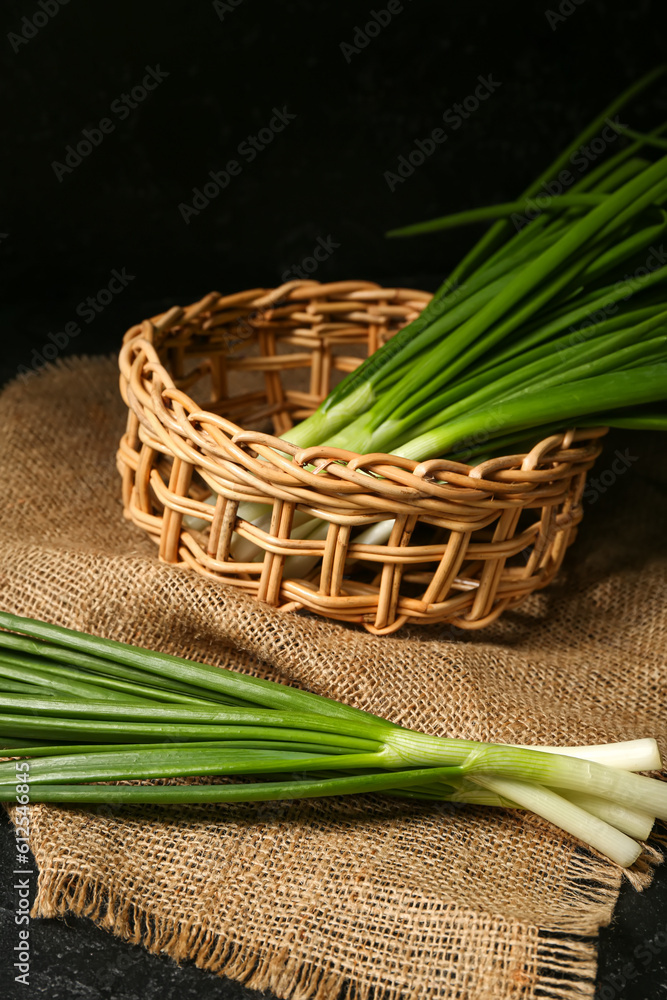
[1,356,666,1000]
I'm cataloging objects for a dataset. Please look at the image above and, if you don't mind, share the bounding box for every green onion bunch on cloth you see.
[281,66,667,463]
[0,612,665,869]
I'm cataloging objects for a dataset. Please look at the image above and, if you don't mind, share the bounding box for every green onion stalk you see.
[0,612,665,868]
[184,70,667,569]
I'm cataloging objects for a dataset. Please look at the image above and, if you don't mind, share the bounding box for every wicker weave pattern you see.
[117,280,606,634]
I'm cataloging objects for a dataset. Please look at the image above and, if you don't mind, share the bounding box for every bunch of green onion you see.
[1,611,665,868]
[187,68,667,567]
[283,67,667,462]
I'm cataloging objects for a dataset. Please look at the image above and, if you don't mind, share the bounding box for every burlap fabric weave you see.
[1,356,666,1000]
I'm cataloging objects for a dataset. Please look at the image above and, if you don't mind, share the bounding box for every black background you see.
[1,0,667,997]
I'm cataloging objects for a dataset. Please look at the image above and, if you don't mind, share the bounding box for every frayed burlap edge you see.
[26,834,663,1000]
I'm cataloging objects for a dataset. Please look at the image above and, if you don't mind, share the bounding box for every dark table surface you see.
[1,797,667,1000]
[2,0,667,996]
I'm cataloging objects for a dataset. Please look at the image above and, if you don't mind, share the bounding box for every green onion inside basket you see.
[185,69,667,570]
[0,611,665,868]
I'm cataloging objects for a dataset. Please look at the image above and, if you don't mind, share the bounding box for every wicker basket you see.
[117,280,606,634]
